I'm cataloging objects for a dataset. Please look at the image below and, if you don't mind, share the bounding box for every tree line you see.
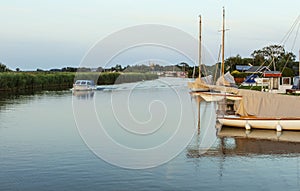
[1,44,299,78]
[225,44,298,77]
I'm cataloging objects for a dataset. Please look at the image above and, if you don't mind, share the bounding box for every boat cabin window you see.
[75,80,94,86]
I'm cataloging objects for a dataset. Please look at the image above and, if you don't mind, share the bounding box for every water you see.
[1,78,300,190]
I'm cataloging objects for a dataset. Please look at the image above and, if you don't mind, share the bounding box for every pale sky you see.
[0,0,299,70]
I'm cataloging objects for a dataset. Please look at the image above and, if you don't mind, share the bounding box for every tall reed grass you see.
[0,72,158,92]
[0,72,75,91]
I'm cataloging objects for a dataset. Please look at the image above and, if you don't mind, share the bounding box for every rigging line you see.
[237,59,269,88]
[214,44,222,83]
[291,23,300,51]
[200,48,209,78]
[280,15,300,45]
[281,23,300,73]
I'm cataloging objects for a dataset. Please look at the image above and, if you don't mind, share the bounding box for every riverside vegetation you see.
[0,71,158,93]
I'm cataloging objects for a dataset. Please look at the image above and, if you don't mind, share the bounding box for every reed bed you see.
[0,72,158,92]
[0,72,75,91]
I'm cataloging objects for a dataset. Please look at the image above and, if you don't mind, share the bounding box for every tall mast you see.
[198,15,202,79]
[221,7,225,78]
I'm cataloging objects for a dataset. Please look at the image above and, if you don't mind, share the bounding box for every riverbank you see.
[0,72,158,94]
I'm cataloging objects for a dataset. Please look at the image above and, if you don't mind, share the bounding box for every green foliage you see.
[0,72,75,91]
[282,67,295,77]
[219,45,297,75]
[75,72,158,85]
[231,70,249,78]
[0,63,11,72]
[115,73,158,84]
[251,44,296,71]
[239,85,262,91]
[0,71,158,92]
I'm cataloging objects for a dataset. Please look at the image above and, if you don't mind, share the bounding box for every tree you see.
[225,55,243,72]
[0,63,11,72]
[96,67,103,72]
[282,67,294,77]
[251,44,296,71]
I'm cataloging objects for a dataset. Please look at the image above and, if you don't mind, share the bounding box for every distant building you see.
[235,65,251,72]
[263,71,282,78]
[235,65,270,73]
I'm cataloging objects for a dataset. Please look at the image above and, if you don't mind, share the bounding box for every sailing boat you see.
[188,15,211,92]
[189,8,300,131]
[190,7,241,102]
[218,54,300,131]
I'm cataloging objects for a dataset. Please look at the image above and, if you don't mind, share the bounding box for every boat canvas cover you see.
[216,72,236,87]
[235,89,300,118]
[201,75,213,85]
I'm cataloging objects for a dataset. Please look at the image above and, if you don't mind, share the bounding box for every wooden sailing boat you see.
[218,59,300,131]
[190,9,300,131]
[188,15,210,92]
[190,7,241,102]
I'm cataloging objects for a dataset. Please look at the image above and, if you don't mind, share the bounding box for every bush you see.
[231,70,249,78]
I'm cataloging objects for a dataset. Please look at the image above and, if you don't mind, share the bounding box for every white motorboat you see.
[73,80,96,91]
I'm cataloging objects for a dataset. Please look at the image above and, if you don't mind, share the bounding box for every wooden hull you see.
[187,80,210,92]
[218,116,300,131]
[191,92,242,102]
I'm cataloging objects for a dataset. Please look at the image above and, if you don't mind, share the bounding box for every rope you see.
[280,15,300,45]
[281,22,300,74]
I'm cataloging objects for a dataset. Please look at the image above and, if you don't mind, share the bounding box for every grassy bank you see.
[238,85,262,91]
[0,72,158,92]
[0,72,75,92]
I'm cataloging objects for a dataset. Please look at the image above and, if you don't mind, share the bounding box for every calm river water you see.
[1,78,300,191]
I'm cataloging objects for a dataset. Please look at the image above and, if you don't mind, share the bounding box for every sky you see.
[0,0,299,70]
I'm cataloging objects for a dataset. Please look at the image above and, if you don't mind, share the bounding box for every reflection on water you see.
[186,96,300,188]
[1,78,300,190]
[218,127,300,155]
[0,90,71,112]
[72,91,95,100]
[188,93,300,158]
[188,128,300,158]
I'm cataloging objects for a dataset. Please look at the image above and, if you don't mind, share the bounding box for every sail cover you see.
[216,72,236,87]
[235,89,300,118]
[201,75,213,85]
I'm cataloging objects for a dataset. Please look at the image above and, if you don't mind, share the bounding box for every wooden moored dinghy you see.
[218,89,300,131]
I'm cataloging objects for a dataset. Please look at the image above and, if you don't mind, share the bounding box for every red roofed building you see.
[263,71,282,78]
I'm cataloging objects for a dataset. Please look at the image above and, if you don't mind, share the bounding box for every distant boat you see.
[73,80,96,91]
